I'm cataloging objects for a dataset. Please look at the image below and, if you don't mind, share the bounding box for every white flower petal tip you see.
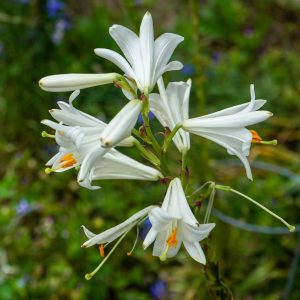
[100,100,142,148]
[39,73,120,92]
[95,13,183,93]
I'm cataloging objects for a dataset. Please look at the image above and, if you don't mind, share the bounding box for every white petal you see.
[183,111,272,129]
[152,33,184,85]
[143,227,157,249]
[163,61,183,72]
[82,206,155,247]
[39,73,119,92]
[182,223,215,243]
[77,146,108,183]
[172,178,198,225]
[100,99,142,148]
[109,25,144,89]
[152,228,169,257]
[81,225,96,239]
[197,100,266,119]
[90,149,162,182]
[139,12,154,91]
[94,48,138,84]
[199,132,253,180]
[148,207,176,230]
[183,241,207,264]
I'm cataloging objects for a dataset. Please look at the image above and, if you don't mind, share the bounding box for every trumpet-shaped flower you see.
[143,178,215,264]
[94,12,184,94]
[42,90,161,189]
[182,85,272,180]
[149,78,191,152]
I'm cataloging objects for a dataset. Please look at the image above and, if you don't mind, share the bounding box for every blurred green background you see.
[0,0,299,299]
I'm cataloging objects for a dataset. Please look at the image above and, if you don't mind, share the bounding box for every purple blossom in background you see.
[244,26,254,38]
[46,0,65,18]
[18,0,30,4]
[139,217,152,240]
[149,279,167,300]
[181,64,196,76]
[212,51,223,64]
[137,111,155,125]
[51,17,71,45]
[16,198,31,215]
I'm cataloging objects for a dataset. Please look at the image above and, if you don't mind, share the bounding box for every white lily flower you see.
[94,12,184,94]
[42,91,161,189]
[149,78,191,152]
[82,206,156,248]
[39,73,120,92]
[143,178,215,264]
[100,99,142,148]
[182,85,273,180]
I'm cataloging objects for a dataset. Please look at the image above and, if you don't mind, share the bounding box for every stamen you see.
[45,167,54,174]
[250,130,277,145]
[127,226,139,256]
[166,228,177,247]
[159,245,169,261]
[41,131,55,138]
[250,130,262,143]
[99,245,105,257]
[59,153,77,168]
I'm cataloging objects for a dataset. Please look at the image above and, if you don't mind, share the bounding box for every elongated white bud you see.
[39,73,120,92]
[100,99,142,148]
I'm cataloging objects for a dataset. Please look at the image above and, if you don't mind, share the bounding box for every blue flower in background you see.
[16,198,32,216]
[181,64,195,76]
[46,0,65,18]
[212,51,223,64]
[52,17,71,44]
[137,111,155,125]
[149,279,167,300]
[139,217,152,240]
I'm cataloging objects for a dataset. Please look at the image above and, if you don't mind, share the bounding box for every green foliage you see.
[0,0,299,299]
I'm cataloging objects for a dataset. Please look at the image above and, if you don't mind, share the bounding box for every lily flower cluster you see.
[39,12,294,279]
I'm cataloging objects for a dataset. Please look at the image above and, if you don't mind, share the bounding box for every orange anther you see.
[250,130,262,144]
[166,228,177,247]
[99,244,105,257]
[60,153,77,168]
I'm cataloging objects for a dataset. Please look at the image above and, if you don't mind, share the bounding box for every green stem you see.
[134,140,161,168]
[181,150,188,189]
[162,123,183,153]
[216,185,295,232]
[141,97,162,155]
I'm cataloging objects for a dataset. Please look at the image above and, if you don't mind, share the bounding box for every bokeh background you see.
[0,0,299,299]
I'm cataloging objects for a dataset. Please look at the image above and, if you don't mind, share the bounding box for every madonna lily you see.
[143,178,215,264]
[94,12,184,94]
[42,90,160,189]
[182,85,273,180]
[149,78,191,152]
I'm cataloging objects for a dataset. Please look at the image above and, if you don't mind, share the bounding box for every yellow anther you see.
[166,228,178,247]
[250,130,277,146]
[59,153,77,168]
[99,245,105,257]
[250,130,262,143]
